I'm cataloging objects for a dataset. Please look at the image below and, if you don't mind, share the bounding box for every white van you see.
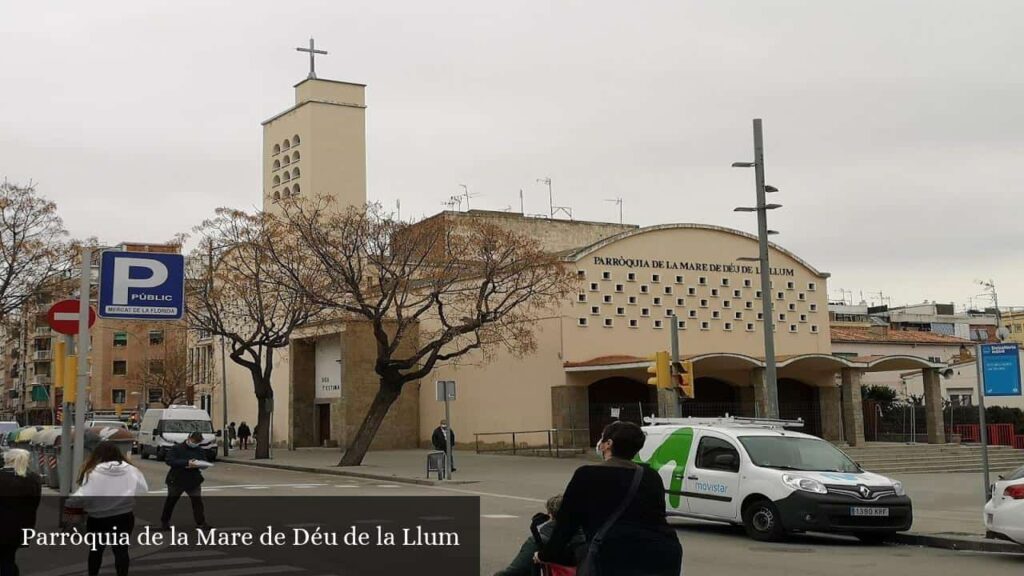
[138,405,218,461]
[639,417,913,543]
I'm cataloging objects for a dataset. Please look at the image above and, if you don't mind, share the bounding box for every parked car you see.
[0,421,20,452]
[640,416,912,543]
[137,405,217,461]
[984,464,1024,546]
[84,420,128,430]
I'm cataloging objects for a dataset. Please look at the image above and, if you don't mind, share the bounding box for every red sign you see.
[47,299,96,335]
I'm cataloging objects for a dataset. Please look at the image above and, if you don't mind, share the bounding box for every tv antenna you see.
[458,184,480,210]
[605,197,623,224]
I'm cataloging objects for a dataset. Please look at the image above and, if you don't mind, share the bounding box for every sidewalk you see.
[221,447,1024,553]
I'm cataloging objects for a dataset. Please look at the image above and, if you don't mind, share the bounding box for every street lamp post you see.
[733,118,782,419]
[221,335,229,457]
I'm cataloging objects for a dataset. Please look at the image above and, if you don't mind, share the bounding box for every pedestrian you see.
[70,442,149,576]
[431,420,456,471]
[237,421,251,450]
[0,449,42,576]
[227,422,237,448]
[253,424,260,448]
[159,431,210,530]
[536,421,682,576]
[494,494,585,576]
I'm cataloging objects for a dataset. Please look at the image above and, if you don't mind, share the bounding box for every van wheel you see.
[157,448,166,461]
[140,448,149,460]
[856,532,894,545]
[742,499,786,542]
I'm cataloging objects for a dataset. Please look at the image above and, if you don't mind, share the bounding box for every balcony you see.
[33,350,52,361]
[33,375,52,386]
[35,326,52,337]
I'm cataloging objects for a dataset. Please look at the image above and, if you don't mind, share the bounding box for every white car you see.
[137,405,218,461]
[984,465,1024,545]
[639,417,913,542]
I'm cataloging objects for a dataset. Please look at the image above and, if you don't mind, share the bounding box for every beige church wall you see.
[561,225,831,362]
[211,343,292,448]
[418,315,565,447]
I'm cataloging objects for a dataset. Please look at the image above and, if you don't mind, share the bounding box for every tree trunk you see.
[255,395,272,460]
[338,380,401,466]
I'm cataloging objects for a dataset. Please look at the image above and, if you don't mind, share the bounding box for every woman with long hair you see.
[1,448,43,576]
[71,441,149,576]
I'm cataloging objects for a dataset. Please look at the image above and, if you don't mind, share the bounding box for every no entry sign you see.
[47,299,96,335]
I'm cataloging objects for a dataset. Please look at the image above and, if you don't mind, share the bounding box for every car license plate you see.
[850,507,889,517]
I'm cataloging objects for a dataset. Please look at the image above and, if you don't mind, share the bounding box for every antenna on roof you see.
[458,184,481,211]
[519,189,525,215]
[605,197,623,224]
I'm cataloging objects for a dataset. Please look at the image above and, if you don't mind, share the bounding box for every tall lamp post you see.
[205,241,233,457]
[733,118,783,419]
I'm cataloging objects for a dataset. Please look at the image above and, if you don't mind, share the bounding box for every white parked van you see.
[639,417,913,543]
[138,405,217,461]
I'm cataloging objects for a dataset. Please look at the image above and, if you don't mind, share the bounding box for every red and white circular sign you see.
[46,299,96,335]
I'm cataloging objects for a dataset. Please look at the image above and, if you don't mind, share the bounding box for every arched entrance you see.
[778,378,821,437]
[681,377,748,418]
[587,377,656,445]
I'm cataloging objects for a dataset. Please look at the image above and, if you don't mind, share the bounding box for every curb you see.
[892,532,1024,553]
[219,458,478,487]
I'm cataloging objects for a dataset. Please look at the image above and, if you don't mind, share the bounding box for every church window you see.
[789,324,798,333]
[292,183,301,195]
[616,307,625,316]
[578,318,588,327]
[293,134,301,145]
[712,311,721,319]
[283,154,290,165]
[676,298,685,306]
[663,286,673,295]
[724,322,733,331]
[698,276,707,285]
[603,318,613,328]
[809,304,818,312]
[272,191,280,201]
[723,300,732,308]
[291,167,299,179]
[675,275,684,284]
[601,271,611,280]
[651,274,661,283]
[628,296,637,305]
[653,320,663,329]
[652,297,662,306]
[273,175,281,186]
[273,159,281,170]
[283,138,291,149]
[615,284,624,293]
[676,320,686,330]
[641,308,650,317]
[292,150,300,161]
[701,322,710,331]
[629,319,638,328]
[745,301,753,309]
[640,285,649,294]
[743,278,752,287]
[733,289,742,298]
[602,295,612,304]
[788,303,797,311]
[665,309,675,317]
[710,288,719,297]
[721,278,730,287]
[627,272,636,281]
[283,187,291,197]
[589,282,599,291]
[688,310,697,318]
[590,306,600,315]
[283,170,291,181]
[700,299,708,308]
[735,311,743,320]
[811,325,819,333]
[687,287,696,296]
[273,144,280,154]
[746,323,755,332]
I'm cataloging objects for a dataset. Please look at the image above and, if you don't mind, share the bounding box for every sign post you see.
[975,343,1022,504]
[72,248,92,488]
[436,380,456,480]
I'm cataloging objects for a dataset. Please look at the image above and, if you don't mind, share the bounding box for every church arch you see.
[273,159,280,170]
[283,154,290,165]
[273,175,280,186]
[283,138,291,149]
[283,186,291,197]
[293,134,301,145]
[292,167,301,178]
[292,150,300,161]
[292,183,301,195]
[273,144,280,155]
[283,170,291,181]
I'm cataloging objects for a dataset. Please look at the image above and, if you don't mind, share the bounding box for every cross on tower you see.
[296,38,328,80]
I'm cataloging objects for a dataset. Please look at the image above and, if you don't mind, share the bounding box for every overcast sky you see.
[2,1,1022,310]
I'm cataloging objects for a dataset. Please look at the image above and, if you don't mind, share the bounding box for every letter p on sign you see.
[98,250,185,320]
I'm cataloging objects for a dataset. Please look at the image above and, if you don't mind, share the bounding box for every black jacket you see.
[539,460,682,576]
[164,443,207,489]
[431,427,454,451]
[0,468,42,549]
[494,514,585,576]
[237,424,251,438]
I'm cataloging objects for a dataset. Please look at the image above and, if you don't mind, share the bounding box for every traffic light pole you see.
[753,119,780,419]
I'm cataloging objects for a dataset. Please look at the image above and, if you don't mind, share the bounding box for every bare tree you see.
[0,180,71,320]
[132,325,191,408]
[269,198,576,466]
[186,208,324,459]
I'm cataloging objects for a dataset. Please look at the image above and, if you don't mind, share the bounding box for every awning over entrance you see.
[563,352,947,373]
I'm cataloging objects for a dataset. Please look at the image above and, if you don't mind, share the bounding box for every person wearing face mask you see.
[536,421,682,576]
[159,431,210,530]
[431,420,456,472]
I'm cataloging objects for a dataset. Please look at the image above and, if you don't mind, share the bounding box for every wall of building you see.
[563,224,832,361]
[900,361,1024,410]
[831,341,965,390]
[425,210,635,254]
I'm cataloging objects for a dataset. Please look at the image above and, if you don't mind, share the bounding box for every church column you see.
[841,369,865,446]
[818,383,843,442]
[750,368,768,418]
[923,369,946,444]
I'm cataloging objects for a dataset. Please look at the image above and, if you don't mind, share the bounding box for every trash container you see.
[34,428,63,489]
[12,425,43,452]
[83,426,136,460]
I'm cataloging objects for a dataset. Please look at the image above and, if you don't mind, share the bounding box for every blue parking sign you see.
[980,343,1022,397]
[98,251,186,320]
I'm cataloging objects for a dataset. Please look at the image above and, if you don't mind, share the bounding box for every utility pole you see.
[733,119,782,419]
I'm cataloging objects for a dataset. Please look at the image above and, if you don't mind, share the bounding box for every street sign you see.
[98,251,185,319]
[435,380,456,401]
[47,299,96,335]
[980,343,1022,397]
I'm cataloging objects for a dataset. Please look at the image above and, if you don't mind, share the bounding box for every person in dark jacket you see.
[227,422,237,447]
[0,449,42,576]
[537,421,682,576]
[237,422,251,450]
[431,420,456,471]
[159,432,209,530]
[494,494,585,576]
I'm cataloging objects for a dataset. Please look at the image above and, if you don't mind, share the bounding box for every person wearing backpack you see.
[536,421,682,576]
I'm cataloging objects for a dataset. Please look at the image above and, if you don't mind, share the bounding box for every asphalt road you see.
[119,458,1024,576]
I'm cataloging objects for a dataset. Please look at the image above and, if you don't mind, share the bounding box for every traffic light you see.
[674,360,695,399]
[647,351,671,388]
[62,355,78,403]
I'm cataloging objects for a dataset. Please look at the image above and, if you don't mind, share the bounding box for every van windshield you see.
[738,436,860,473]
[162,420,214,434]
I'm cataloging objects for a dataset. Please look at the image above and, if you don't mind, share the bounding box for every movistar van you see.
[638,417,913,543]
[138,405,217,461]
